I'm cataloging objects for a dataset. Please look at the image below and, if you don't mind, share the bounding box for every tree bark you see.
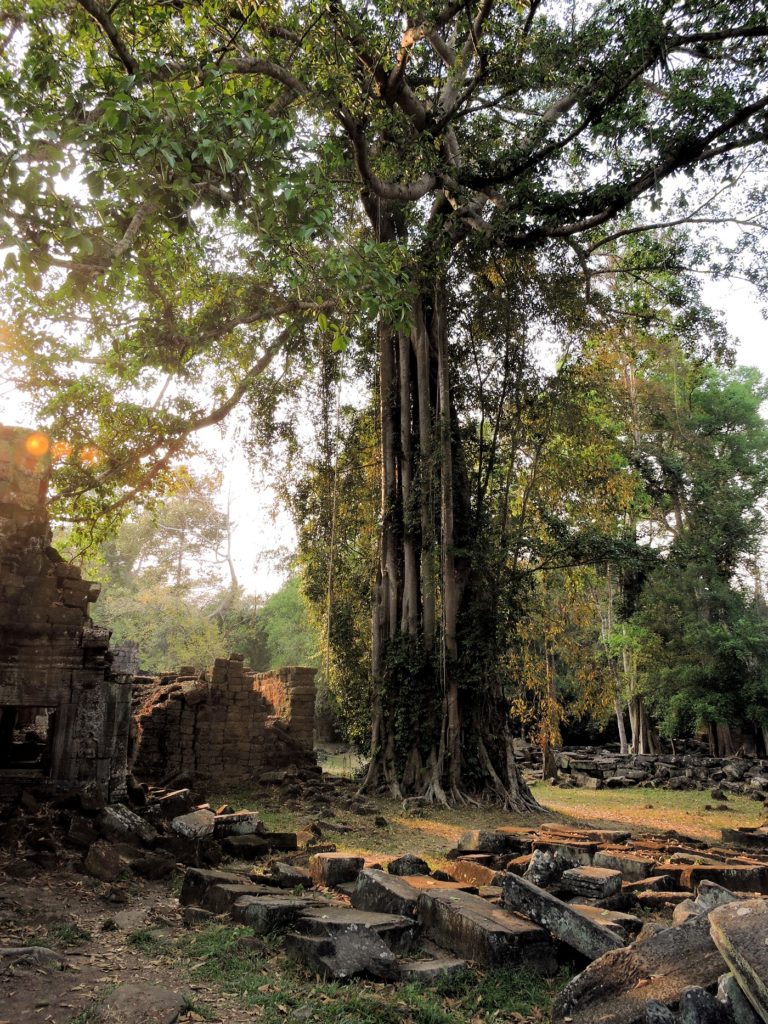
[359,218,539,808]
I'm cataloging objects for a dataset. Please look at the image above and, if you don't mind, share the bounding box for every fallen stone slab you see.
[98,804,159,847]
[268,862,313,889]
[532,839,598,868]
[672,898,700,925]
[709,899,768,1024]
[502,872,626,960]
[492,826,538,853]
[695,881,740,912]
[388,853,430,876]
[594,849,656,881]
[456,830,511,855]
[721,827,768,854]
[296,906,416,954]
[680,864,768,894]
[624,875,677,893]
[202,882,275,915]
[552,914,727,1024]
[171,809,216,840]
[213,811,264,837]
[100,982,185,1024]
[569,903,643,939]
[261,831,298,851]
[286,929,398,981]
[179,867,248,906]
[717,972,763,1024]
[416,888,556,972]
[154,789,194,818]
[450,858,504,887]
[539,823,632,844]
[222,834,270,857]
[678,985,731,1024]
[309,852,365,887]
[399,957,468,982]
[635,890,694,910]
[232,894,312,932]
[352,869,421,918]
[561,866,623,899]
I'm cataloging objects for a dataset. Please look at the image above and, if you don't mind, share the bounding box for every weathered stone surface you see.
[721,828,768,854]
[232,894,310,932]
[532,839,598,868]
[399,957,468,982]
[456,830,510,855]
[268,862,312,889]
[636,890,695,909]
[416,888,556,971]
[99,804,158,847]
[222,834,270,857]
[502,872,625,960]
[179,866,249,906]
[285,929,399,981]
[525,848,559,887]
[561,866,623,899]
[673,898,701,925]
[296,906,416,954]
[679,864,768,894]
[154,790,194,818]
[213,811,263,837]
[553,915,727,1024]
[352,869,420,918]
[451,858,503,887]
[171,809,215,840]
[695,881,740,913]
[644,1000,677,1023]
[624,875,677,893]
[679,985,731,1024]
[100,982,185,1024]
[388,853,430,876]
[201,882,273,915]
[717,973,763,1024]
[709,899,768,1024]
[594,849,656,881]
[569,903,643,939]
[309,852,365,887]
[84,840,124,882]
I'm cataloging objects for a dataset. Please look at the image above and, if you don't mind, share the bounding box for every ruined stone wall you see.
[132,656,316,786]
[0,426,131,800]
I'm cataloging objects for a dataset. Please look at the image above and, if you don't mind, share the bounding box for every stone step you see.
[179,867,249,906]
[295,906,416,954]
[232,894,317,932]
[416,888,556,972]
[399,957,468,982]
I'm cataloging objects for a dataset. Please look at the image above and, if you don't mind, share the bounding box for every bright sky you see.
[1,278,766,595]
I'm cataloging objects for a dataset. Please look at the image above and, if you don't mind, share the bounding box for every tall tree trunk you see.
[615,693,629,756]
[359,205,538,809]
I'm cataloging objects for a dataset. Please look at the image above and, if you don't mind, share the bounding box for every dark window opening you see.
[0,706,56,774]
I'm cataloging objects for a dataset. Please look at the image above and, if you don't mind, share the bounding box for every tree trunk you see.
[615,693,629,756]
[359,201,539,809]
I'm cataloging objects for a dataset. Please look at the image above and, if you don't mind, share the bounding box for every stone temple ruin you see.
[131,659,317,786]
[0,426,132,801]
[0,424,317,803]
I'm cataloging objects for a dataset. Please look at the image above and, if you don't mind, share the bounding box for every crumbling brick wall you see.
[132,655,316,786]
[0,425,131,800]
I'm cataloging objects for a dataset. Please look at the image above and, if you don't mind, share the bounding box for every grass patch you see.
[531,782,764,839]
[127,928,169,954]
[176,924,568,1024]
[46,922,92,947]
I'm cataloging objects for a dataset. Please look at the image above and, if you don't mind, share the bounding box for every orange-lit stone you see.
[24,431,49,457]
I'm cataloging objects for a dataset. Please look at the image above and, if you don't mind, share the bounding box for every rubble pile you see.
[169,803,768,1023]
[554,748,768,797]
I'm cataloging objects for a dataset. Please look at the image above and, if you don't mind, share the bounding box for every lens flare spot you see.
[51,440,73,461]
[24,432,50,457]
[79,445,101,465]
